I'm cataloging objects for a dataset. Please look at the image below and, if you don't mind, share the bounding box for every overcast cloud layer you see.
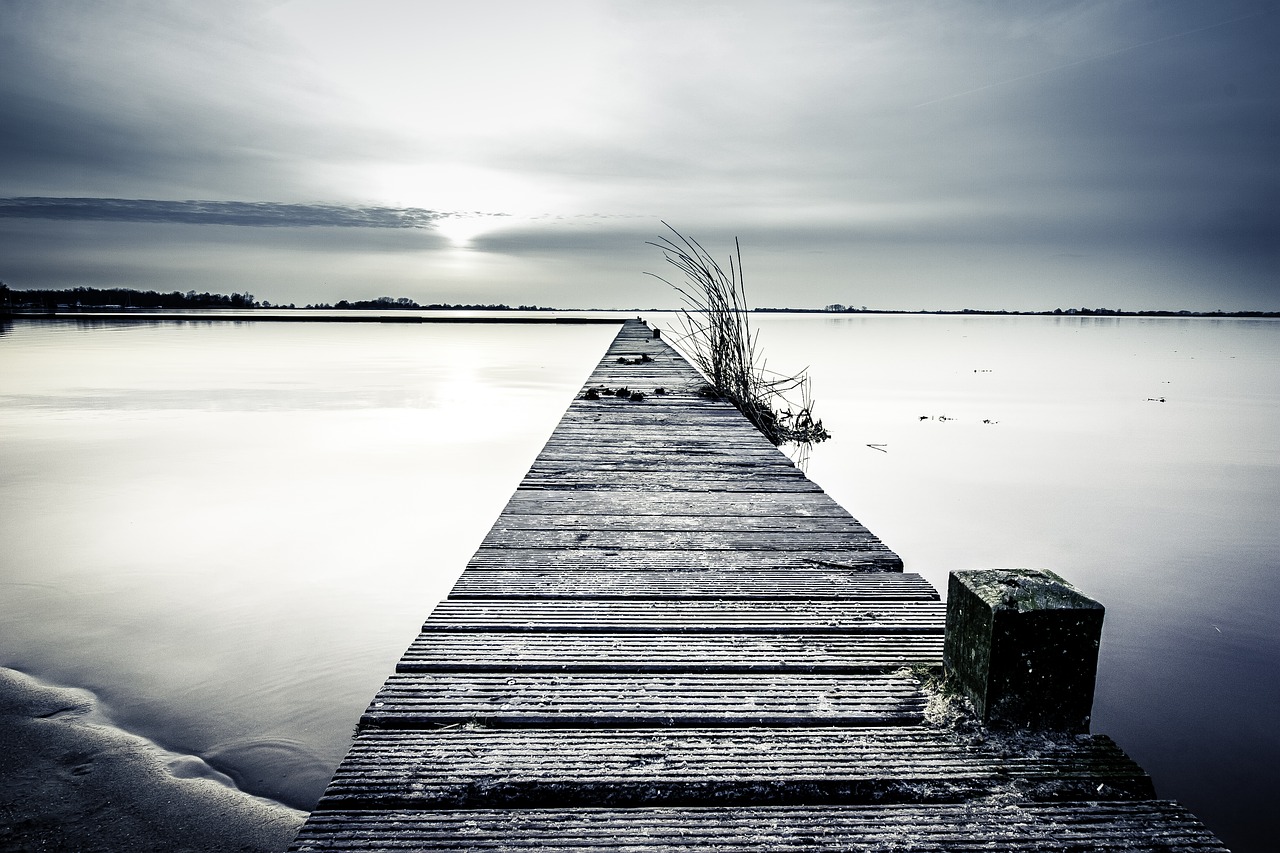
[1,0,1275,309]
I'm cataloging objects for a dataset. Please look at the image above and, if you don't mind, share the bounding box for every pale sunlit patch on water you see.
[0,317,619,810]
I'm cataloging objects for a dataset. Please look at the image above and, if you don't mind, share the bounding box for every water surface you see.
[0,317,619,808]
[745,313,1280,853]
[2,314,1276,852]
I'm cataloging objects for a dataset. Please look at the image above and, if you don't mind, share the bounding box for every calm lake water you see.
[1,313,1276,851]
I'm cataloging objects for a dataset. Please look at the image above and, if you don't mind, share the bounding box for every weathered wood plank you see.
[545,425,775,440]
[569,393,737,406]
[476,530,893,552]
[360,673,925,729]
[465,549,903,571]
[568,392,722,405]
[398,633,944,672]
[532,450,793,466]
[448,569,937,600]
[421,600,944,633]
[488,514,876,534]
[540,427,778,440]
[517,474,824,493]
[498,492,861,517]
[556,407,758,419]
[292,802,1229,852]
[520,466,810,482]
[317,728,1154,809]
[525,455,799,472]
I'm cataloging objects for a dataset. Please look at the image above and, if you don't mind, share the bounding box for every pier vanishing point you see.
[290,319,1227,852]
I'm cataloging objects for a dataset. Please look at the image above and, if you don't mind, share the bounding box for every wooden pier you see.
[290,320,1226,851]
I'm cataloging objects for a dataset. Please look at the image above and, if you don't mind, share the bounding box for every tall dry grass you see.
[646,224,830,449]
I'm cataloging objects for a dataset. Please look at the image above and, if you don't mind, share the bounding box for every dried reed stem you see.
[645,223,831,448]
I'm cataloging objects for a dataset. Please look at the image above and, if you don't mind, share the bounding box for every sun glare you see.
[433,214,499,248]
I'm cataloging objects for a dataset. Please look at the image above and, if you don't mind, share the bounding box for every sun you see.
[433,214,500,248]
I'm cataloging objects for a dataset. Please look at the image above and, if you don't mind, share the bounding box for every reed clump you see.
[646,224,830,448]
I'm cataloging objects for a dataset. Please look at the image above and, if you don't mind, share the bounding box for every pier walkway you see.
[291,319,1225,851]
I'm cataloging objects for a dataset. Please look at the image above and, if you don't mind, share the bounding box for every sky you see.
[1,0,1276,310]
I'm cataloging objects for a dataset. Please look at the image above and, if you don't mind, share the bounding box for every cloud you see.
[0,197,506,229]
[1,1,1275,309]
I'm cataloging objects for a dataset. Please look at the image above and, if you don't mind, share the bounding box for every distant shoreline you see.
[3,285,1278,319]
[753,307,1280,318]
[1,311,626,324]
[3,308,1277,322]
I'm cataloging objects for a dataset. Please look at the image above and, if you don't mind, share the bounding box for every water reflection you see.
[0,318,619,810]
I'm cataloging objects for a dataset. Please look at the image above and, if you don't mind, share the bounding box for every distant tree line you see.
[2,284,255,310]
[0,284,550,313]
[306,296,547,311]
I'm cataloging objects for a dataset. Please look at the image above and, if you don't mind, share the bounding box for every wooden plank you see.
[360,673,925,729]
[576,387,718,400]
[398,633,944,672]
[476,530,892,552]
[498,492,861,517]
[447,569,938,600]
[291,802,1229,852]
[525,455,799,471]
[570,391,735,405]
[421,600,944,633]
[552,410,763,421]
[545,425,774,440]
[465,549,903,572]
[551,405,752,416]
[317,728,1154,809]
[517,476,825,493]
[520,465,810,481]
[541,429,775,444]
[541,422,775,435]
[533,449,792,464]
[487,514,876,533]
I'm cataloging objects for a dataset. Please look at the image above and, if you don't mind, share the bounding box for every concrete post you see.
[944,569,1104,733]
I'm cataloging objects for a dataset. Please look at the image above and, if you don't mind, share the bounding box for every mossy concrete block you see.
[944,569,1104,733]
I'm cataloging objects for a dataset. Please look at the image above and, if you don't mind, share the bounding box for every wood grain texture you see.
[316,727,1153,809]
[398,633,944,672]
[360,672,926,729]
[447,569,938,600]
[419,600,944,633]
[464,549,903,571]
[292,802,1228,852]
